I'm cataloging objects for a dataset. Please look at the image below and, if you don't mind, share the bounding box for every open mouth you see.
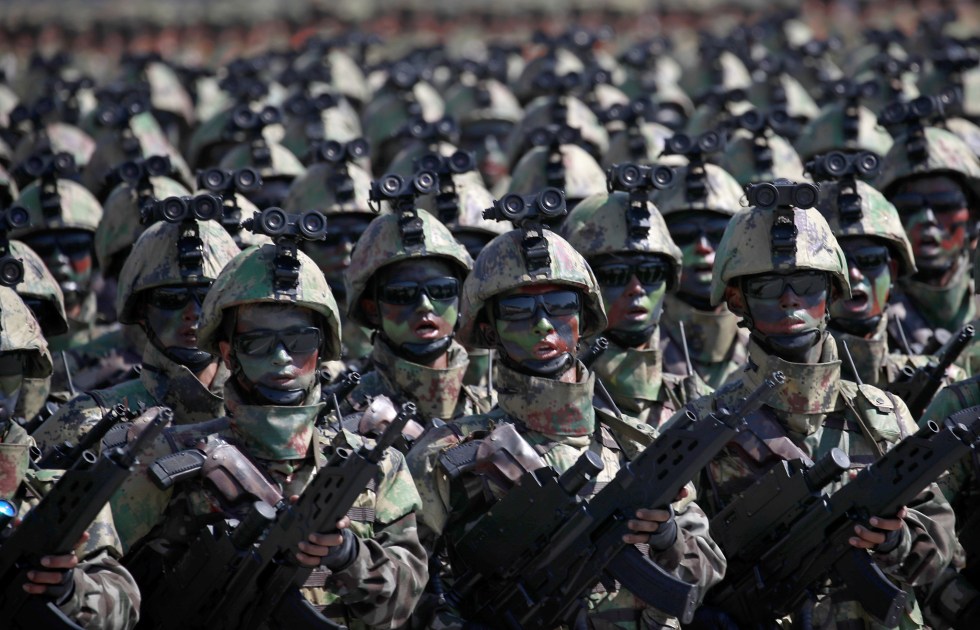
[414,320,441,338]
[840,291,869,313]
[533,341,560,359]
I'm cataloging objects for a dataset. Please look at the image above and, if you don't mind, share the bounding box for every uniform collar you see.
[495,361,595,438]
[371,337,469,422]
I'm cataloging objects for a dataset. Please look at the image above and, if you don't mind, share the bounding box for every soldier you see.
[0,286,140,630]
[652,136,750,389]
[876,102,980,358]
[31,213,239,451]
[341,202,491,434]
[668,181,956,628]
[561,166,711,427]
[406,217,725,627]
[109,224,427,629]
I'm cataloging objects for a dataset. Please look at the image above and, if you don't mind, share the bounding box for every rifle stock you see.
[448,372,786,628]
[0,407,167,629]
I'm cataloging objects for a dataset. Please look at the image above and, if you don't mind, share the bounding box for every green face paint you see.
[666,213,729,304]
[492,285,582,366]
[232,305,320,394]
[376,259,459,347]
[830,239,893,323]
[591,253,669,334]
[299,214,374,294]
[143,283,210,349]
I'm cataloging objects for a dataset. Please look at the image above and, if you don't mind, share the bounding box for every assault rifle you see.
[0,407,168,629]
[887,324,974,418]
[142,402,417,630]
[447,372,786,628]
[701,405,980,628]
[35,404,140,469]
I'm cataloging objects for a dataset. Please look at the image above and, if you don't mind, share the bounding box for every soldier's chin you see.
[757,330,823,362]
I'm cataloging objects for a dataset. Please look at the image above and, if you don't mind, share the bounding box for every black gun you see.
[447,372,786,628]
[701,405,980,628]
[0,407,168,629]
[35,404,138,470]
[142,403,417,630]
[887,324,975,418]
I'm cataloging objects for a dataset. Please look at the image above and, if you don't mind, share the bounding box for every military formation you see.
[2,2,980,629]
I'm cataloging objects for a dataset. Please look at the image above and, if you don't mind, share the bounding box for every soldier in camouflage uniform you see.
[876,123,980,358]
[341,207,491,434]
[666,189,957,628]
[561,179,712,427]
[0,286,140,630]
[814,170,967,391]
[653,156,750,389]
[31,216,240,451]
[406,225,725,628]
[109,236,427,629]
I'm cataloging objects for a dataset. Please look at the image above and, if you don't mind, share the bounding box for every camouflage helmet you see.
[746,74,821,124]
[116,218,241,325]
[718,130,809,187]
[143,61,197,127]
[419,172,509,237]
[506,144,607,203]
[795,103,895,162]
[603,120,675,169]
[362,84,446,164]
[10,122,96,171]
[8,239,68,336]
[513,48,585,105]
[710,201,851,307]
[813,179,916,277]
[457,229,607,349]
[0,286,52,378]
[345,209,473,329]
[652,162,745,217]
[279,97,363,163]
[283,161,380,216]
[444,77,523,128]
[10,178,103,237]
[198,243,342,361]
[505,95,609,167]
[218,140,307,181]
[96,175,191,272]
[945,117,980,161]
[875,126,980,198]
[561,190,683,289]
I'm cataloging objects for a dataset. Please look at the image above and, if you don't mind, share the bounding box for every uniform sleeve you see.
[404,424,461,550]
[321,448,429,629]
[650,490,727,595]
[30,393,104,452]
[873,396,958,586]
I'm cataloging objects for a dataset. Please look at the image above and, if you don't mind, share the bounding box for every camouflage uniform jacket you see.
[831,316,967,394]
[31,343,227,452]
[667,337,957,629]
[341,338,494,432]
[887,275,976,367]
[660,295,750,390]
[111,388,427,630]
[0,421,141,629]
[591,331,714,428]
[406,361,726,629]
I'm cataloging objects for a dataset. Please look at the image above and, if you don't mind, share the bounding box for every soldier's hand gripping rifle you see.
[701,405,980,628]
[448,372,786,629]
[0,407,168,629]
[146,402,417,630]
[887,324,975,418]
[35,404,140,470]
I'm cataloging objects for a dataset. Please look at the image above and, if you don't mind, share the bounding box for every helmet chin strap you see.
[383,333,454,365]
[143,325,216,374]
[606,323,657,349]
[229,357,307,406]
[829,314,883,338]
[500,351,575,378]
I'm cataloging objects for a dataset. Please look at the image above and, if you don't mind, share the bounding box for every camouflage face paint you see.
[492,284,582,366]
[891,175,972,274]
[376,259,459,347]
[743,272,829,338]
[830,238,893,323]
[0,354,23,423]
[666,213,729,304]
[232,304,320,394]
[299,215,374,294]
[21,229,95,313]
[143,283,209,350]
[599,274,666,334]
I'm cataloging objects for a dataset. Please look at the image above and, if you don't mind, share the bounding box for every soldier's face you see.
[890,175,973,274]
[0,353,24,423]
[591,253,669,334]
[489,283,582,365]
[829,238,895,323]
[738,271,830,337]
[221,304,320,394]
[21,229,95,316]
[375,260,459,347]
[142,283,210,349]
[666,212,730,304]
[299,214,374,298]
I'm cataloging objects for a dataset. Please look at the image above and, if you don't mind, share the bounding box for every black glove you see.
[320,528,360,572]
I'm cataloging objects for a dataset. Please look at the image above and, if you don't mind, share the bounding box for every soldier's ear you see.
[724,284,747,317]
[218,340,234,370]
[479,322,499,347]
[361,297,381,328]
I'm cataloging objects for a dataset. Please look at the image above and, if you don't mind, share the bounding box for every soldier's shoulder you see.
[840,380,913,444]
